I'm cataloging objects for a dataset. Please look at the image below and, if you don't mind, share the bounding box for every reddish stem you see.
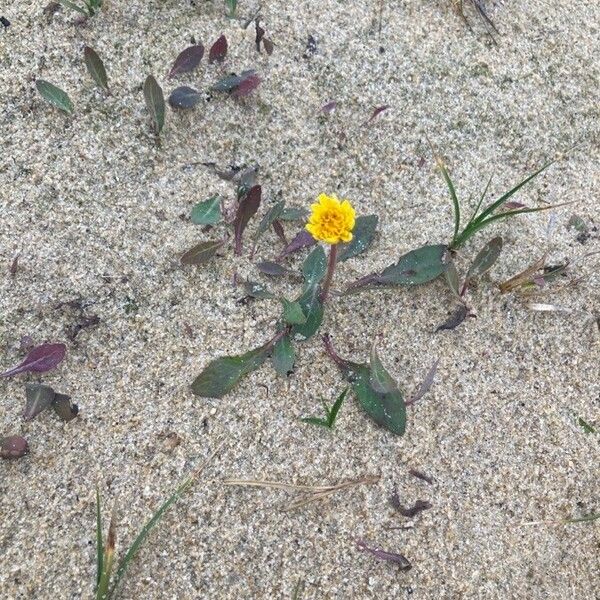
[320,244,338,302]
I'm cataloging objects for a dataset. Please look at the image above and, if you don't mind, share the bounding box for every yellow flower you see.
[306,193,356,244]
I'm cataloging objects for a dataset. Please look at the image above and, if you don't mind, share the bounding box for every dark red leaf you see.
[272,220,287,245]
[279,230,317,257]
[356,539,411,570]
[1,435,29,459]
[168,44,204,78]
[234,185,262,255]
[390,489,432,517]
[365,105,389,125]
[0,342,66,377]
[209,34,228,63]
[233,73,262,97]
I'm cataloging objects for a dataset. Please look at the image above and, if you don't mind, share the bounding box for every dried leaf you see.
[356,539,411,570]
[1,343,67,377]
[339,215,378,261]
[256,261,292,277]
[168,45,204,78]
[272,220,287,245]
[36,79,73,114]
[234,185,262,255]
[168,86,202,109]
[180,240,224,265]
[23,383,55,421]
[83,46,109,91]
[389,490,432,517]
[1,436,29,459]
[499,254,547,294]
[466,236,503,280]
[191,342,270,398]
[209,34,228,64]
[436,304,468,332]
[280,230,317,257]
[406,359,439,406]
[191,196,222,225]
[53,393,79,422]
[143,75,165,134]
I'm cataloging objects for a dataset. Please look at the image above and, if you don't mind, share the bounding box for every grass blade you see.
[476,160,555,222]
[565,512,600,524]
[96,488,103,587]
[327,387,348,427]
[436,159,460,243]
[96,508,117,600]
[468,172,494,224]
[108,477,195,597]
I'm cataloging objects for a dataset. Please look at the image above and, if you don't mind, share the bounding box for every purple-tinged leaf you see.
[181,240,225,265]
[356,539,411,570]
[53,393,79,422]
[23,383,55,421]
[390,489,432,517]
[256,261,293,277]
[502,201,527,211]
[1,435,29,459]
[272,220,287,245]
[168,45,204,78]
[255,20,265,51]
[234,185,262,255]
[466,236,503,280]
[280,230,317,257]
[0,342,66,377]
[211,73,243,93]
[209,34,228,64]
[435,304,468,332]
[168,86,202,109]
[321,101,337,114]
[409,469,434,484]
[84,46,109,91]
[405,359,439,406]
[364,105,389,125]
[233,73,262,97]
[9,253,19,276]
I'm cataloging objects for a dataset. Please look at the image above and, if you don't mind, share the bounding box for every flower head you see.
[306,193,356,244]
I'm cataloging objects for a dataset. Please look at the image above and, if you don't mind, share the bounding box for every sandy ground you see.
[1,0,599,598]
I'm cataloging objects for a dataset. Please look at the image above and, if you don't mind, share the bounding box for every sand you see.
[0,0,599,598]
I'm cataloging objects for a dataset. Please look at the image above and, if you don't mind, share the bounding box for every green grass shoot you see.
[301,388,348,429]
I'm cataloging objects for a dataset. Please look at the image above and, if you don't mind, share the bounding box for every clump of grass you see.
[300,387,348,429]
[57,0,102,17]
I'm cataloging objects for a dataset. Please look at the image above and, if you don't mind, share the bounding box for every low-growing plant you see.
[301,387,348,429]
[187,152,564,435]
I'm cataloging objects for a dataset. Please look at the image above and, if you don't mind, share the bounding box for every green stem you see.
[320,244,338,303]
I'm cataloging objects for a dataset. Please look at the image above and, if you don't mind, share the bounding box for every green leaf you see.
[84,46,109,91]
[143,75,165,135]
[444,260,461,298]
[35,79,74,114]
[302,245,326,287]
[338,215,378,261]
[271,334,295,376]
[180,240,224,265]
[191,343,270,398]
[369,345,399,394]
[191,196,222,225]
[279,207,308,221]
[326,387,348,427]
[280,298,307,325]
[254,201,285,243]
[225,0,237,17]
[300,416,330,428]
[290,285,323,341]
[466,236,503,280]
[375,244,450,286]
